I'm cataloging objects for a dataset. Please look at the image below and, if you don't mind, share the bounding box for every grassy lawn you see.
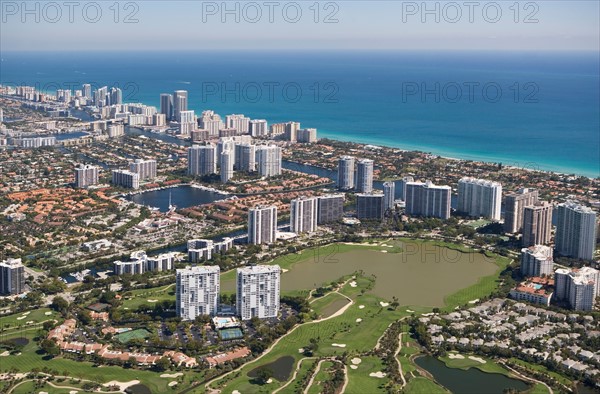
[526,382,552,394]
[306,360,334,394]
[440,354,511,375]
[310,292,350,318]
[119,284,175,310]
[404,377,449,393]
[508,358,573,387]
[0,308,57,330]
[442,255,510,311]
[345,356,387,394]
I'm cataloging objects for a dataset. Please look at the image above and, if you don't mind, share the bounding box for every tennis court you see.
[115,329,151,344]
[218,328,243,340]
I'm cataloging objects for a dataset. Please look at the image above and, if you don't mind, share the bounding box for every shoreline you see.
[318,132,599,179]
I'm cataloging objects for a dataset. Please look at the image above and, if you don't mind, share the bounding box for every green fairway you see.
[310,291,350,318]
[345,356,387,394]
[120,284,175,310]
[440,353,512,375]
[0,308,57,330]
[404,377,449,393]
[306,360,334,394]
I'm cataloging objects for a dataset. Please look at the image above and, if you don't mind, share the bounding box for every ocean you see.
[1,50,598,177]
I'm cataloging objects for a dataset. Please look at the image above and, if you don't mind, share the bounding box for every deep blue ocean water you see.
[1,50,598,177]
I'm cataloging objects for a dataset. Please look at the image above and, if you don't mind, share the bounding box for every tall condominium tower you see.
[176,266,220,320]
[520,245,554,278]
[248,205,278,245]
[522,201,553,247]
[226,114,250,134]
[129,159,157,181]
[356,159,374,193]
[74,164,99,188]
[290,196,319,233]
[555,201,598,260]
[399,176,415,201]
[383,181,396,211]
[504,188,539,233]
[220,150,234,183]
[111,169,139,189]
[337,156,355,190]
[160,93,173,120]
[405,181,452,219]
[236,265,280,320]
[188,144,217,176]
[235,143,256,172]
[356,193,385,220]
[0,258,25,295]
[173,90,188,121]
[317,194,345,224]
[457,177,502,220]
[256,145,282,177]
[555,267,599,311]
[249,119,268,137]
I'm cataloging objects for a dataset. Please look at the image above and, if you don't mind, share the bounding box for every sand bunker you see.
[349,281,357,287]
[359,305,365,309]
[379,302,389,307]
[0,351,10,357]
[350,365,358,369]
[147,299,158,303]
[232,391,241,394]
[448,353,465,359]
[168,382,178,387]
[351,358,362,365]
[103,380,140,391]
[298,348,304,353]
[160,372,183,378]
[45,312,52,315]
[468,356,486,364]
[355,318,362,323]
[332,343,346,348]
[468,299,480,304]
[369,372,386,378]
[406,309,414,313]
[16,316,25,320]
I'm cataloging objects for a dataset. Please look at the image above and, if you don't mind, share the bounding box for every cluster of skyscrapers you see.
[176,264,280,321]
[188,138,282,182]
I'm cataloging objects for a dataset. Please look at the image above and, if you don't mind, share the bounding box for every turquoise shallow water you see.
[1,50,598,177]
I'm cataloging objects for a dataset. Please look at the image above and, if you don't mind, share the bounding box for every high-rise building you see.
[284,121,300,142]
[554,267,599,311]
[217,137,236,167]
[236,265,280,320]
[74,164,99,188]
[188,144,217,176]
[160,93,173,120]
[555,201,598,260]
[297,128,317,143]
[399,176,414,201]
[176,266,221,320]
[220,150,234,183]
[356,193,385,220]
[383,181,396,211]
[248,205,278,245]
[337,156,355,190]
[317,194,345,224]
[199,110,224,137]
[111,169,139,189]
[235,143,256,172]
[93,86,108,107]
[522,202,552,247]
[256,145,282,177]
[129,159,157,181]
[290,196,319,233]
[0,258,25,295]
[187,238,233,263]
[356,159,374,193]
[82,83,92,99]
[249,119,268,137]
[109,87,122,105]
[504,188,539,233]
[520,245,554,278]
[226,114,250,134]
[405,181,452,219]
[113,251,176,275]
[107,124,125,138]
[457,177,502,220]
[173,90,188,121]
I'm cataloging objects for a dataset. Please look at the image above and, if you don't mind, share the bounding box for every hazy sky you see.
[1,1,598,51]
